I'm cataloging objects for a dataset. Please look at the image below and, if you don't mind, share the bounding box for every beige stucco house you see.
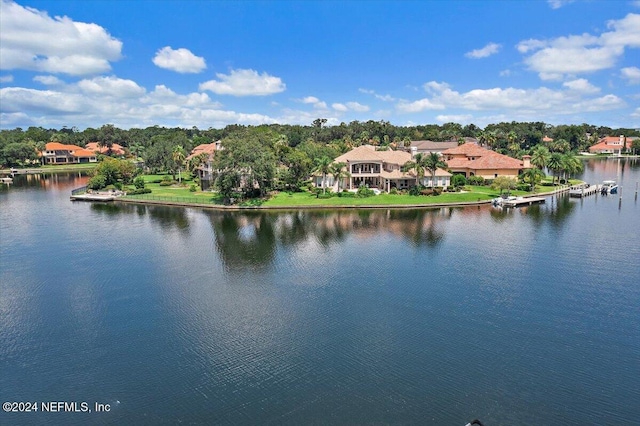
[313,145,451,192]
[441,143,531,179]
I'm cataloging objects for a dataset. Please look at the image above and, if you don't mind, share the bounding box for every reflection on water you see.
[1,161,639,425]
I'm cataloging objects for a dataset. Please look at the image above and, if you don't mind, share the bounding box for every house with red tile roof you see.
[187,141,222,189]
[41,142,97,164]
[85,142,126,156]
[441,143,531,179]
[588,135,636,154]
[313,145,451,192]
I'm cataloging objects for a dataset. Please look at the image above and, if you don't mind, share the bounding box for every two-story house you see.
[313,145,451,192]
[441,143,530,179]
[41,142,97,164]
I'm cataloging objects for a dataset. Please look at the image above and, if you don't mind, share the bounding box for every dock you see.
[569,184,601,198]
[70,193,118,202]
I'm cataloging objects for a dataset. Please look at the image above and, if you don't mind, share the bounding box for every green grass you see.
[261,186,531,207]
[123,181,222,204]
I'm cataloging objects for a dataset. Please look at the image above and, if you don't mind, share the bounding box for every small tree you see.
[133,176,146,189]
[491,176,517,196]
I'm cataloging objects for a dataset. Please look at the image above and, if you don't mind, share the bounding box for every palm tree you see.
[35,141,46,166]
[520,167,544,192]
[402,153,427,185]
[531,145,551,170]
[329,162,349,192]
[561,153,583,182]
[314,156,332,194]
[423,152,448,188]
[172,145,186,183]
[547,152,564,185]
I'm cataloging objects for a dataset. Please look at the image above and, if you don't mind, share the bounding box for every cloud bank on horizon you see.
[0,0,639,130]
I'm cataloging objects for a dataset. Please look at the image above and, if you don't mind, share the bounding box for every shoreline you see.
[112,186,571,211]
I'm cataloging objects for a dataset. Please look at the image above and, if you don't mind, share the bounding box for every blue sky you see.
[1,0,639,130]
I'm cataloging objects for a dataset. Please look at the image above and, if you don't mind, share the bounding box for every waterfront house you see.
[313,145,451,192]
[41,142,97,164]
[588,135,636,155]
[441,142,531,179]
[85,142,126,156]
[186,141,222,189]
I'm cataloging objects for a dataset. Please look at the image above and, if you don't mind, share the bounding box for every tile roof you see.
[410,140,459,151]
[187,142,219,160]
[588,136,635,152]
[44,142,97,157]
[335,145,411,165]
[85,142,126,155]
[443,143,527,170]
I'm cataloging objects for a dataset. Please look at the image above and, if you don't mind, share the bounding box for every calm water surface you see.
[1,159,639,425]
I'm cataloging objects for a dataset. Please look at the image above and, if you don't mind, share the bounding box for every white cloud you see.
[299,96,327,109]
[77,76,145,98]
[0,77,281,129]
[345,101,369,112]
[465,42,501,59]
[435,114,473,123]
[499,69,512,77]
[547,0,575,9]
[358,88,396,102]
[0,74,13,83]
[621,67,640,84]
[33,75,63,85]
[0,0,122,75]
[152,46,206,73]
[199,69,285,96]
[395,80,625,116]
[332,103,348,112]
[332,101,370,112]
[518,13,640,79]
[562,78,600,94]
[631,107,640,118]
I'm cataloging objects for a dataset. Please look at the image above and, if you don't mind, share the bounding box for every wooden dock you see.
[70,192,122,202]
[569,184,601,198]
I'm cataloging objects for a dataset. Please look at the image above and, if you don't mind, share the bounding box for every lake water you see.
[1,159,639,425]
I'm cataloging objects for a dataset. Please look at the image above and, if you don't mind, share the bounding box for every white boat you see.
[0,177,13,184]
[601,180,618,194]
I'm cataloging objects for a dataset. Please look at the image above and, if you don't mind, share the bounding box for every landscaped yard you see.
[120,174,573,208]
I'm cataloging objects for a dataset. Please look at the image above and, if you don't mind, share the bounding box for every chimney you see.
[410,146,417,157]
[620,135,625,145]
[522,155,531,168]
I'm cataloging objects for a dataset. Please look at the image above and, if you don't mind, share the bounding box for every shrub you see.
[433,187,443,195]
[420,188,433,196]
[189,184,197,192]
[516,184,531,191]
[451,174,467,187]
[133,176,146,189]
[114,182,123,190]
[127,188,152,195]
[159,180,175,186]
[467,175,485,185]
[87,174,106,190]
[389,187,399,195]
[356,185,375,198]
[409,185,424,196]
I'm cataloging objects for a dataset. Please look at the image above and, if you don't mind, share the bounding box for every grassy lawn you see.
[261,186,534,207]
[123,181,223,204]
